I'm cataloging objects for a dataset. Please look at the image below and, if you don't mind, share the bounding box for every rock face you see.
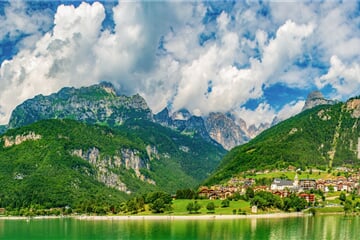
[2,132,42,148]
[205,113,249,150]
[302,91,336,111]
[346,98,360,118]
[155,108,263,150]
[71,147,155,194]
[154,108,215,143]
[8,82,152,129]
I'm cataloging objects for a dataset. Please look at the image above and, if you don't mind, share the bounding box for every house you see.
[270,178,294,191]
[299,193,315,203]
[273,190,291,198]
[251,205,258,213]
[299,179,316,191]
[254,186,269,192]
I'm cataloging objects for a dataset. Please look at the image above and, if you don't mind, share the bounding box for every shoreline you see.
[0,212,308,221]
[76,212,307,221]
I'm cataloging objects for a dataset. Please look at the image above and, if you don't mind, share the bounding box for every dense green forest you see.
[205,101,360,186]
[0,119,225,213]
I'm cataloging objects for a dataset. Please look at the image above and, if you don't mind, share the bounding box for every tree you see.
[206,202,215,213]
[245,187,255,200]
[221,199,230,208]
[126,199,139,214]
[176,189,197,199]
[251,195,267,210]
[344,200,353,215]
[186,202,194,213]
[187,201,201,213]
[150,198,165,213]
[292,196,307,212]
[283,198,292,212]
[193,201,201,213]
[339,192,346,202]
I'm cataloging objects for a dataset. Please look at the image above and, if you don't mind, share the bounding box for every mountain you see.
[204,112,249,150]
[204,97,360,185]
[8,81,270,150]
[155,108,252,150]
[0,119,225,210]
[154,108,214,143]
[8,82,152,129]
[302,91,337,111]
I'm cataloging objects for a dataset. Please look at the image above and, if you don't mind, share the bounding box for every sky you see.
[0,0,359,127]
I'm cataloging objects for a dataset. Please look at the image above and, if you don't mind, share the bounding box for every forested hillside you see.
[205,99,360,185]
[0,119,225,211]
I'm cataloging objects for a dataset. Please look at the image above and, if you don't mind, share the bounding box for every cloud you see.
[234,103,276,128]
[316,56,360,97]
[0,2,106,124]
[0,1,52,51]
[277,100,305,122]
[166,19,314,119]
[0,0,359,128]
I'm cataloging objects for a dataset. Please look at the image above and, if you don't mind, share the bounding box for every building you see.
[270,178,294,191]
[299,193,315,203]
[299,179,316,191]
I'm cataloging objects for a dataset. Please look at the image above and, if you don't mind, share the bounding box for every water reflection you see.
[0,215,359,240]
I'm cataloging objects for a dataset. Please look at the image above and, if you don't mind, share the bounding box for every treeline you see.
[119,191,173,214]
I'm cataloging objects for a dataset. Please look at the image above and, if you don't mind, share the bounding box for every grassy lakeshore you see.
[0,199,352,219]
[0,212,307,221]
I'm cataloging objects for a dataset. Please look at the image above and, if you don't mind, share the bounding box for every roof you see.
[272,178,294,186]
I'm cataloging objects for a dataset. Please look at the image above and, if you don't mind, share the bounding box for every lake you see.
[0,215,358,240]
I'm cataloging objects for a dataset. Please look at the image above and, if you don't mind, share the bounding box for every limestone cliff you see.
[2,132,42,148]
[71,147,155,193]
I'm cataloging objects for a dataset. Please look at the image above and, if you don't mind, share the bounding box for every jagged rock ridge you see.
[204,112,249,150]
[155,108,270,150]
[7,82,273,150]
[302,91,337,111]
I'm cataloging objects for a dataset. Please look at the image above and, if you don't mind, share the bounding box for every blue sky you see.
[0,0,359,127]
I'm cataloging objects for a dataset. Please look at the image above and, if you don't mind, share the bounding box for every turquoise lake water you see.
[0,215,358,240]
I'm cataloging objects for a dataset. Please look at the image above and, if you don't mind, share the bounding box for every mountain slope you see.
[0,119,225,210]
[8,82,152,129]
[0,125,6,135]
[204,99,360,185]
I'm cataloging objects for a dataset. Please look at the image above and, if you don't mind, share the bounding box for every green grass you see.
[129,199,251,216]
[312,207,344,213]
[243,170,341,181]
[171,199,250,215]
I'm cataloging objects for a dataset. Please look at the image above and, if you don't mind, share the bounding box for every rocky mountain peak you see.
[205,112,249,150]
[302,91,336,111]
[99,81,117,96]
[8,83,152,129]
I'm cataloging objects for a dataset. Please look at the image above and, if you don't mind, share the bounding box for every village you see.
[199,168,360,205]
